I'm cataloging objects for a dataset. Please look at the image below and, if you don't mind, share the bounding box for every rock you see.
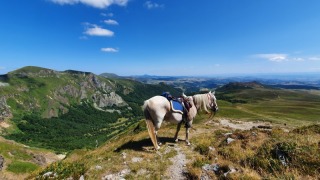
[0,96,12,121]
[103,174,114,180]
[223,165,237,177]
[0,82,9,87]
[208,146,215,152]
[202,163,219,173]
[79,175,85,180]
[121,152,127,159]
[275,148,288,166]
[252,132,257,136]
[131,157,143,163]
[92,91,127,108]
[0,155,4,170]
[227,137,235,144]
[137,168,147,175]
[102,168,131,180]
[95,165,102,170]
[43,171,58,178]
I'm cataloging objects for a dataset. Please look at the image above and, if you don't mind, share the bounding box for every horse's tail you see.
[143,100,160,150]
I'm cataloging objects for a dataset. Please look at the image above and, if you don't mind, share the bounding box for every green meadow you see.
[215,86,320,126]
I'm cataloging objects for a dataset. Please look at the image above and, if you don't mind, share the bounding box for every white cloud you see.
[309,57,320,61]
[252,53,320,63]
[51,0,128,9]
[144,1,164,9]
[104,19,119,25]
[101,12,113,17]
[292,57,305,62]
[254,53,288,62]
[84,23,114,37]
[101,47,118,53]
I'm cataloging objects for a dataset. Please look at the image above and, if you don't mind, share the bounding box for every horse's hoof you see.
[158,142,162,146]
[186,142,191,146]
[155,145,160,150]
[174,139,179,143]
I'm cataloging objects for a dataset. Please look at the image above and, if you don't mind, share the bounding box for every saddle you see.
[161,92,192,114]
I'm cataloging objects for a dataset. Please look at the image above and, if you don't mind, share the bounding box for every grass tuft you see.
[7,161,38,174]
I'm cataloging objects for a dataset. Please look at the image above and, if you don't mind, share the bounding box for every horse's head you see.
[208,91,219,114]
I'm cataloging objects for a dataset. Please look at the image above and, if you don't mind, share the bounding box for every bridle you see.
[207,92,218,112]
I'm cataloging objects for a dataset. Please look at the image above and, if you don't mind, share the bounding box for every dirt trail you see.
[166,144,188,180]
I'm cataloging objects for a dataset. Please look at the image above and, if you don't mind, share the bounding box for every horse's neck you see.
[194,94,205,109]
[188,99,197,119]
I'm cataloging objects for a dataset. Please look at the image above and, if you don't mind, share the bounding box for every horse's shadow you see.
[114,137,180,152]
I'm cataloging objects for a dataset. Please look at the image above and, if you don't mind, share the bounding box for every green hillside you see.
[215,81,320,126]
[0,66,182,152]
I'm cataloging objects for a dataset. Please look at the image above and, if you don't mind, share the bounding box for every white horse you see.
[143,91,218,150]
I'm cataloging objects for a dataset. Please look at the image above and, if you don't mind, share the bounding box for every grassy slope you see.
[27,87,320,179]
[0,136,60,180]
[27,117,320,179]
[215,86,320,126]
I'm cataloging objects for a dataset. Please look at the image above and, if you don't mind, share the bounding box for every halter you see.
[207,92,218,110]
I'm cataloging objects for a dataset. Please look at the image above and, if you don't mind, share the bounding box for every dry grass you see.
[184,122,320,180]
[23,120,320,180]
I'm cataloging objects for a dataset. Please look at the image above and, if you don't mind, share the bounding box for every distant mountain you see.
[216,81,266,92]
[100,72,121,79]
[128,73,320,93]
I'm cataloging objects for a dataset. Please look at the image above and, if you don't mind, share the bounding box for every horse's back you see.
[145,96,170,111]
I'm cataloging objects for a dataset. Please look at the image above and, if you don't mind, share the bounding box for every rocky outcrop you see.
[0,97,12,121]
[58,85,80,98]
[92,91,127,108]
[1,67,133,119]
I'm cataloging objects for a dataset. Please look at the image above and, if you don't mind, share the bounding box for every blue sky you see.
[1,0,320,76]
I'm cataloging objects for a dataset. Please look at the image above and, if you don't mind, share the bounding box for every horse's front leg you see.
[174,122,183,142]
[185,127,191,146]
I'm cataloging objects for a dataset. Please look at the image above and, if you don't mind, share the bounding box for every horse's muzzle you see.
[212,105,218,112]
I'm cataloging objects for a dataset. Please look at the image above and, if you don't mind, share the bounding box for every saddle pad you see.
[170,100,184,114]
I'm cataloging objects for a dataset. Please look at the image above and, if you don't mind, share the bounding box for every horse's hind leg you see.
[155,131,162,146]
[174,122,183,142]
[185,127,191,146]
[145,120,160,150]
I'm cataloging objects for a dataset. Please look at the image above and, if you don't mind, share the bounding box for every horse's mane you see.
[192,93,210,113]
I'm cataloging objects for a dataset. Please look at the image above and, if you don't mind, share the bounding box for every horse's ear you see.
[182,93,187,97]
[212,91,215,95]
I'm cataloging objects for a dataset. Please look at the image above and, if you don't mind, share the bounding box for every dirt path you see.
[166,144,188,180]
